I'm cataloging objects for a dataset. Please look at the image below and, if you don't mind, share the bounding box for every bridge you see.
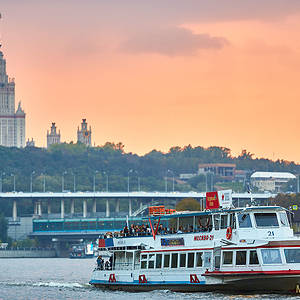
[1,191,276,221]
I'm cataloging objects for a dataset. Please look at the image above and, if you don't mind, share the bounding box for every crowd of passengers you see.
[103,223,212,238]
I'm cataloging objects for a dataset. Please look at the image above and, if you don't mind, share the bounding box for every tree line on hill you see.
[0,142,299,217]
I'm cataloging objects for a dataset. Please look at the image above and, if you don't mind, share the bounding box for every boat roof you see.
[146,206,286,220]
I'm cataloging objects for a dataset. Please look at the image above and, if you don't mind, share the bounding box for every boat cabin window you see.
[156,254,162,268]
[213,214,220,230]
[284,249,300,263]
[279,212,289,227]
[236,251,247,265]
[148,254,155,269]
[229,213,236,229]
[223,251,233,265]
[203,252,212,268]
[237,213,252,228]
[255,213,279,227]
[171,253,178,268]
[164,254,170,268]
[187,253,194,268]
[196,252,203,267]
[196,215,212,232]
[141,254,147,269]
[249,250,259,265]
[179,217,194,233]
[261,249,282,264]
[220,215,228,229]
[180,253,186,267]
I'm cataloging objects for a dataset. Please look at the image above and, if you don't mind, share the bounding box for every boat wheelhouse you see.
[89,201,300,293]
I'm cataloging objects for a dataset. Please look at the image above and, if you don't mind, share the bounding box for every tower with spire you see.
[47,122,61,148]
[0,46,26,147]
[77,119,91,146]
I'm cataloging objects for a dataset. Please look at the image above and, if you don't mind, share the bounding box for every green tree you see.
[176,198,200,211]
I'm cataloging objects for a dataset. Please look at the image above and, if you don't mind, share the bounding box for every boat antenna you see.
[246,182,256,206]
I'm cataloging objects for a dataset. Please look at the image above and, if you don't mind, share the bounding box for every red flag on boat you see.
[206,191,220,209]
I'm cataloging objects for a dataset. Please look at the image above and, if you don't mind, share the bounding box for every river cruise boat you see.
[89,191,300,293]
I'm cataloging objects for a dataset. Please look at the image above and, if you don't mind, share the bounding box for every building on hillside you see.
[179,173,197,180]
[0,46,26,147]
[26,138,35,147]
[250,171,296,192]
[198,163,236,180]
[77,119,91,146]
[47,122,61,148]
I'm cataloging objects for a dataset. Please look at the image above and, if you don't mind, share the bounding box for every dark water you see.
[0,258,299,300]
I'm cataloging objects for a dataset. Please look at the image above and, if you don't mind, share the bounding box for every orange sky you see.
[1,1,300,162]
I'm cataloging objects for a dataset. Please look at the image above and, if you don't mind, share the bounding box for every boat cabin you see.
[95,206,295,273]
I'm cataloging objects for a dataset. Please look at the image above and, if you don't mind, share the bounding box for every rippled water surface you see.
[0,258,300,300]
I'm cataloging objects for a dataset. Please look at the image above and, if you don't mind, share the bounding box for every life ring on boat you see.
[226,227,232,240]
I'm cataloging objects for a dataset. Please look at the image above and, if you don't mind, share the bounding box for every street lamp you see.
[165,172,168,192]
[167,169,175,192]
[205,171,214,192]
[136,171,140,192]
[73,173,76,193]
[103,171,109,192]
[30,171,35,193]
[128,169,133,193]
[41,173,46,192]
[93,170,98,192]
[11,174,16,192]
[133,170,140,191]
[62,171,67,192]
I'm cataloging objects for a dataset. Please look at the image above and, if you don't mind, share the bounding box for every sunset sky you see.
[1,1,300,162]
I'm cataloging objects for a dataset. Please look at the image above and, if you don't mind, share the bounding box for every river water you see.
[0,258,299,300]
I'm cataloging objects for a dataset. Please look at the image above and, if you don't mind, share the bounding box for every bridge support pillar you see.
[47,200,51,214]
[12,199,17,221]
[129,199,132,217]
[38,201,42,216]
[61,199,65,219]
[92,198,97,214]
[115,199,120,213]
[106,199,110,217]
[34,201,38,215]
[70,199,75,215]
[83,199,87,218]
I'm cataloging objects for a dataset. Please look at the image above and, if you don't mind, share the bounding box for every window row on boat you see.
[140,251,212,269]
[222,248,300,266]
[138,247,300,270]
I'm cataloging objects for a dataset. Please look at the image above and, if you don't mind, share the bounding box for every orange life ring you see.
[226,227,232,240]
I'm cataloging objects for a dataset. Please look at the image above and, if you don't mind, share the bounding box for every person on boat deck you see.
[109,255,113,269]
[129,224,135,235]
[146,225,151,235]
[97,255,104,270]
[177,226,183,234]
[158,224,164,234]
[123,226,129,236]
[105,260,111,270]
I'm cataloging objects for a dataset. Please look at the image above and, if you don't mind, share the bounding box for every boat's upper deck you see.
[97,206,295,251]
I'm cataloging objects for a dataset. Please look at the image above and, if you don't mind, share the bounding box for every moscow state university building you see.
[0,47,25,147]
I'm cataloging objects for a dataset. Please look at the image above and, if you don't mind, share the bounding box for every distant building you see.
[198,163,236,180]
[179,173,197,180]
[77,119,91,146]
[26,138,35,147]
[47,122,61,148]
[0,46,26,147]
[251,171,296,192]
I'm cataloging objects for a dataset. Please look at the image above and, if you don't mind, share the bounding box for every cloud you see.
[120,27,229,56]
